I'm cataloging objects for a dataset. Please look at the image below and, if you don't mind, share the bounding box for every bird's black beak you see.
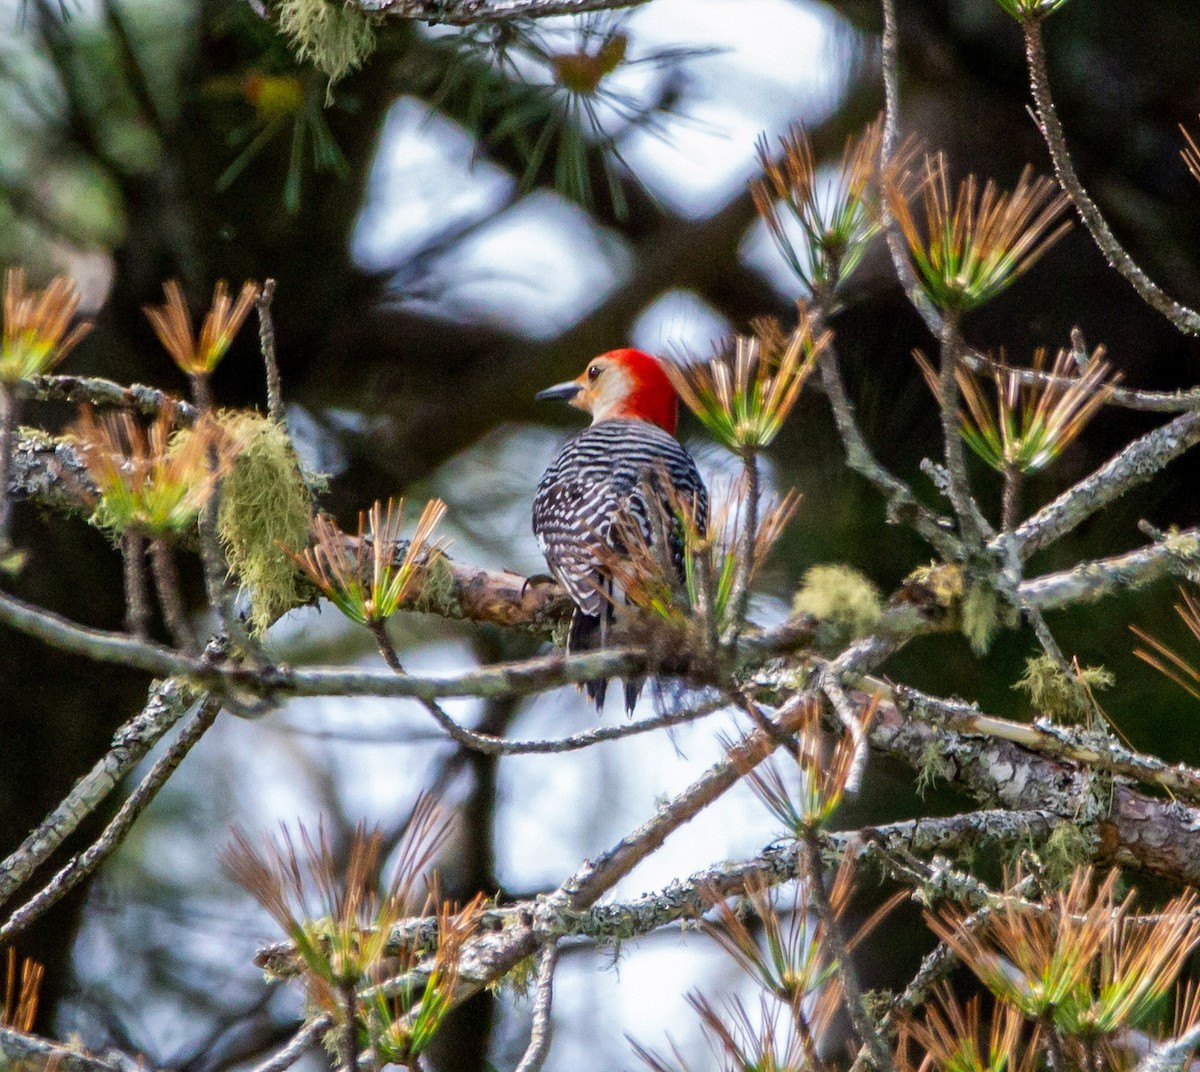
[535,380,583,403]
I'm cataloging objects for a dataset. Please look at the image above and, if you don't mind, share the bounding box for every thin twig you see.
[813,321,960,558]
[257,279,283,424]
[960,350,1200,414]
[1007,407,1200,559]
[0,386,19,550]
[938,313,992,549]
[198,485,255,654]
[189,371,213,414]
[1026,604,1069,669]
[820,670,869,793]
[188,367,255,655]
[22,374,196,421]
[340,979,360,1072]
[1001,462,1021,533]
[1022,18,1200,336]
[249,1016,333,1072]
[0,678,199,907]
[878,0,942,336]
[355,0,649,21]
[728,447,760,638]
[368,616,727,753]
[417,689,728,755]
[149,536,196,653]
[799,826,894,1072]
[0,695,221,942]
[121,529,151,640]
[514,942,560,1072]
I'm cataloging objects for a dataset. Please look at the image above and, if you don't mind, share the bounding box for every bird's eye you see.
[587,364,602,381]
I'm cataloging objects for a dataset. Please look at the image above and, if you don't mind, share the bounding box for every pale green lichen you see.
[492,952,538,999]
[792,565,882,649]
[905,561,964,606]
[550,617,571,649]
[1014,653,1114,725]
[1040,823,1092,886]
[408,553,458,617]
[961,581,999,655]
[276,0,377,89]
[915,739,952,798]
[216,413,317,634]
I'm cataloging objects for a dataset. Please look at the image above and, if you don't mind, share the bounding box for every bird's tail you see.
[567,608,643,714]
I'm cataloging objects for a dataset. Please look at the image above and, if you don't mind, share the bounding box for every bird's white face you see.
[535,348,677,434]
[571,356,634,424]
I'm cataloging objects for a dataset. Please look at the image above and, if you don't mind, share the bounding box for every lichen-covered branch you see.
[0,696,222,942]
[255,807,1060,979]
[0,1028,127,1072]
[890,683,1200,805]
[350,0,650,21]
[7,431,575,634]
[1007,408,1200,559]
[870,685,1200,885]
[1019,529,1200,609]
[8,426,101,517]
[22,373,196,422]
[0,677,201,908]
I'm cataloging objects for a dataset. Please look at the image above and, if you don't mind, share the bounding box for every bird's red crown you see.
[535,347,679,436]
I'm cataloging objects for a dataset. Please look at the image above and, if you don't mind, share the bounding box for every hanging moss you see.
[408,553,458,618]
[276,0,377,89]
[791,564,882,650]
[915,739,952,798]
[961,580,1000,655]
[216,413,318,634]
[1041,823,1093,886]
[1014,653,1114,724]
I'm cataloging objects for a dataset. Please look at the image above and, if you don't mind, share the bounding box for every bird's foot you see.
[520,572,559,598]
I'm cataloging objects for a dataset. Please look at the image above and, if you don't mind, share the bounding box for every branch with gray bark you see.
[352,0,649,18]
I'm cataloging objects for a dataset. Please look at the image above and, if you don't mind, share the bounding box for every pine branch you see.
[514,943,560,1072]
[351,0,650,22]
[0,1027,128,1072]
[255,808,1059,979]
[0,696,222,942]
[0,678,201,908]
[1007,408,1200,558]
[1022,18,1200,336]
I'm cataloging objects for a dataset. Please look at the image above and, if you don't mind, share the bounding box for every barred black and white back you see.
[532,418,708,709]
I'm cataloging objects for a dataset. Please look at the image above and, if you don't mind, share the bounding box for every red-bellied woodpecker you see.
[533,348,708,711]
